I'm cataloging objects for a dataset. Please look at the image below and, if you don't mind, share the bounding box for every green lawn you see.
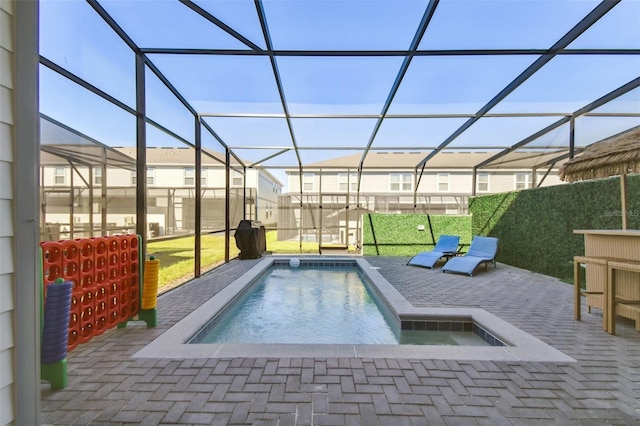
[146,231,319,293]
[265,231,319,254]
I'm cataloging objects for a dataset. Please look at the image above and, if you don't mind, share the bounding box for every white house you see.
[287,151,564,200]
[281,151,565,246]
[39,141,283,240]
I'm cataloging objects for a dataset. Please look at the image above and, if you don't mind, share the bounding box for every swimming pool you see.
[190,262,493,346]
[193,264,400,344]
[134,256,574,362]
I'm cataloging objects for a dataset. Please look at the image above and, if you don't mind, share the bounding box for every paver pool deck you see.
[41,256,640,425]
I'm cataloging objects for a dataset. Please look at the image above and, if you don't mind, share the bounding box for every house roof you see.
[40,116,283,185]
[114,147,226,166]
[40,116,137,170]
[286,150,569,172]
[113,147,283,186]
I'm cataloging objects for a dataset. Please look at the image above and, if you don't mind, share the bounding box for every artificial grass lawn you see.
[147,231,318,293]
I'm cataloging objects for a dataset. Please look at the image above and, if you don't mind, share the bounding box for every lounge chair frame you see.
[442,236,498,277]
[407,235,461,269]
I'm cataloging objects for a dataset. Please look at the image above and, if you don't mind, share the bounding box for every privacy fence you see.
[361,175,640,283]
[362,214,473,256]
[469,174,640,282]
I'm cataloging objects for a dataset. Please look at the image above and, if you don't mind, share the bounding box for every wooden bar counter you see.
[574,230,640,330]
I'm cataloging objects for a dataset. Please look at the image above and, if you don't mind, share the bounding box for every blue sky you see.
[39,0,640,186]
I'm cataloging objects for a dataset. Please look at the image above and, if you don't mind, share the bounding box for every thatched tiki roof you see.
[560,125,640,229]
[559,126,640,182]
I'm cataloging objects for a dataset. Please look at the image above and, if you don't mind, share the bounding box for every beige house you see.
[40,143,283,240]
[281,151,565,246]
[288,151,563,199]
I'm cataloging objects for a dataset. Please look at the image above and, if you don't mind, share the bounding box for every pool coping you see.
[133,256,575,362]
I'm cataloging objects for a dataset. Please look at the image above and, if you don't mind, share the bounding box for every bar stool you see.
[606,260,640,335]
[574,256,609,330]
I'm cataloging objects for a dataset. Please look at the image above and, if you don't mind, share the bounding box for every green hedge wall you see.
[362,214,472,256]
[469,175,640,282]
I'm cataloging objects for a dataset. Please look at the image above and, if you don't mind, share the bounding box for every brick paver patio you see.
[41,256,640,425]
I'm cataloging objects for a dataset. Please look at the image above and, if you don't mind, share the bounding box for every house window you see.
[477,173,489,192]
[231,171,243,187]
[132,168,156,186]
[438,173,449,191]
[147,167,155,186]
[303,173,315,192]
[515,173,529,190]
[93,167,103,185]
[54,167,65,185]
[184,168,195,186]
[200,168,207,187]
[338,173,358,192]
[390,173,412,191]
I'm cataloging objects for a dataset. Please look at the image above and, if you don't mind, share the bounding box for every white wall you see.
[39,163,284,233]
[40,163,285,191]
[9,1,41,424]
[287,169,564,195]
[255,171,280,223]
[0,1,16,423]
[43,165,562,196]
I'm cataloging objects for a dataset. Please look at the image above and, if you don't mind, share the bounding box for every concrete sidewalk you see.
[42,256,640,425]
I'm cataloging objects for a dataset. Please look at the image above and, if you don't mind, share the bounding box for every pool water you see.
[194,265,490,346]
[399,330,490,346]
[198,266,397,344]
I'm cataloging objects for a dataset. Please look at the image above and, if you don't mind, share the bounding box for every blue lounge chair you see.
[407,235,460,269]
[442,236,498,276]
